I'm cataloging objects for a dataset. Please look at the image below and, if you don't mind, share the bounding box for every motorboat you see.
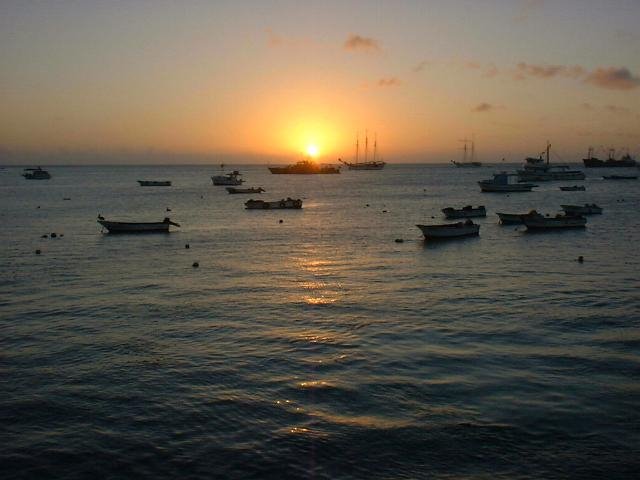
[268,160,340,174]
[521,211,586,230]
[517,143,585,181]
[442,205,486,219]
[603,175,637,180]
[226,187,265,194]
[97,216,180,233]
[212,170,244,185]
[245,198,303,209]
[22,167,51,180]
[138,180,171,186]
[561,204,603,215]
[559,185,585,191]
[496,212,528,224]
[416,219,480,239]
[583,147,636,168]
[479,172,536,192]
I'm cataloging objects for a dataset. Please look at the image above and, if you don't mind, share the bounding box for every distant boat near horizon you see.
[517,143,585,182]
[339,132,386,170]
[22,167,51,180]
[451,138,481,167]
[268,160,340,174]
[212,170,244,185]
[583,147,636,168]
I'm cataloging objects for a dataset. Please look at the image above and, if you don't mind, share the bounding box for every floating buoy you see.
[35,249,41,255]
[50,232,57,238]
[192,262,199,268]
[382,210,388,213]
[365,204,370,207]
[279,219,283,224]
[578,256,584,263]
[395,238,404,243]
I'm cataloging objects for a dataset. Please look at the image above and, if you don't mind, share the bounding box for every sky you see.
[1,0,639,164]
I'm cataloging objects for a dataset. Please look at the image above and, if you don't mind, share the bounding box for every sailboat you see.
[339,132,386,170]
[451,138,481,167]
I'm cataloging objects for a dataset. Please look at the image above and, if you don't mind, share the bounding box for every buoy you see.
[578,256,584,263]
[365,204,370,207]
[382,210,388,213]
[279,219,283,223]
[185,244,190,249]
[35,249,41,255]
[192,262,199,268]
[50,233,57,238]
[395,238,404,243]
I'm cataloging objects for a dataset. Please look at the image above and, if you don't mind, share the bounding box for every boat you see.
[521,211,586,230]
[97,216,180,233]
[416,219,480,239]
[22,167,51,180]
[559,185,585,191]
[496,212,528,224]
[442,205,486,219]
[478,172,537,192]
[268,160,340,174]
[603,175,637,180]
[517,143,585,181]
[226,187,265,194]
[561,204,603,215]
[138,180,171,186]
[339,133,386,170]
[244,198,303,209]
[583,148,636,168]
[212,170,244,185]
[451,138,481,167]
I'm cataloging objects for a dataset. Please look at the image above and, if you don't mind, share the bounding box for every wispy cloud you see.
[413,60,429,73]
[463,61,499,78]
[515,62,585,80]
[472,102,504,113]
[377,77,401,87]
[585,67,640,90]
[344,34,380,53]
[581,103,631,114]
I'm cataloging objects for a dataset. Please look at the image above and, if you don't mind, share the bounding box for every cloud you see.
[344,34,380,53]
[585,67,640,90]
[604,104,630,114]
[462,61,499,78]
[377,77,401,87]
[473,103,494,113]
[515,62,584,79]
[413,60,429,73]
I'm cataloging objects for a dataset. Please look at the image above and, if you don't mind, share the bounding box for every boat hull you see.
[245,199,303,209]
[522,215,586,230]
[416,223,480,239]
[496,213,526,224]
[268,166,340,174]
[559,186,585,191]
[603,175,637,180]
[138,180,171,186]
[347,162,385,170]
[561,205,603,215]
[583,158,636,168]
[442,206,486,219]
[478,181,536,192]
[226,187,264,194]
[98,218,179,233]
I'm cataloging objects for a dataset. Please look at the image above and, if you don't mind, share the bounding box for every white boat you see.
[517,143,585,181]
[522,212,586,230]
[212,170,243,185]
[559,185,585,191]
[451,138,481,167]
[416,220,480,239]
[496,212,528,224]
[245,198,303,210]
[226,187,265,194]
[339,132,386,170]
[561,204,602,215]
[22,167,51,180]
[138,180,171,186]
[479,172,536,192]
[97,216,180,233]
[442,205,486,219]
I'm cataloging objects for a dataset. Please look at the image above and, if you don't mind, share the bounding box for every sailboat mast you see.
[373,133,377,162]
[355,133,359,164]
[471,139,475,162]
[463,142,468,163]
[546,142,550,165]
[365,131,369,162]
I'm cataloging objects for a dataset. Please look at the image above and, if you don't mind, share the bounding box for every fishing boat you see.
[603,175,637,180]
[517,143,585,181]
[97,216,180,233]
[226,187,265,194]
[451,138,481,167]
[138,180,171,186]
[268,160,340,174]
[416,219,480,239]
[212,170,244,185]
[559,185,585,191]
[339,132,386,170]
[442,205,486,219]
[479,172,536,192]
[583,147,636,168]
[245,198,303,209]
[22,167,51,180]
[521,212,586,230]
[496,212,528,224]
[561,204,603,215]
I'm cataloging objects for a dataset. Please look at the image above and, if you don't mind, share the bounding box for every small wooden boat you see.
[226,187,265,194]
[479,172,536,192]
[97,216,180,233]
[559,185,585,191]
[212,171,243,185]
[138,180,171,186]
[245,198,303,209]
[496,212,528,224]
[603,175,637,180]
[561,204,603,215]
[22,167,51,180]
[522,212,586,230]
[442,205,486,219]
[416,220,480,239]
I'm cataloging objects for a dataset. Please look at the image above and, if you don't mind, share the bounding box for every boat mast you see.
[470,136,475,163]
[355,133,359,164]
[373,133,377,162]
[463,141,468,163]
[587,146,592,159]
[365,130,369,163]
[546,142,550,165]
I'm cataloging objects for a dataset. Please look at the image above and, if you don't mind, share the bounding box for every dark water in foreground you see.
[1,164,639,479]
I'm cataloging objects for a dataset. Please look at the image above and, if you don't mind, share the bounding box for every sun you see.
[306,144,319,158]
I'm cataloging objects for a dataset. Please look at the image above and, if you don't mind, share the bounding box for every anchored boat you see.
[22,167,51,180]
[479,172,536,192]
[496,212,528,224]
[561,204,603,215]
[442,205,486,219]
[245,198,303,209]
[226,187,265,194]
[339,132,386,170]
[97,216,180,233]
[583,147,636,168]
[559,185,585,191]
[521,211,586,230]
[138,180,171,186]
[212,170,244,185]
[517,143,585,181]
[451,138,481,167]
[416,220,480,239]
[268,160,340,174]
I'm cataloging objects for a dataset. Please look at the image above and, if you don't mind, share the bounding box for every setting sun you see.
[306,144,319,158]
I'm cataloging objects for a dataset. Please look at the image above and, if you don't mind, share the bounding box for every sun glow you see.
[306,144,319,158]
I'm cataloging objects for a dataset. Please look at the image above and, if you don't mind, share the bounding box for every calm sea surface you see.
[1,164,639,479]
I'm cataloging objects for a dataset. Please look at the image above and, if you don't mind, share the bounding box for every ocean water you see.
[1,164,639,479]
